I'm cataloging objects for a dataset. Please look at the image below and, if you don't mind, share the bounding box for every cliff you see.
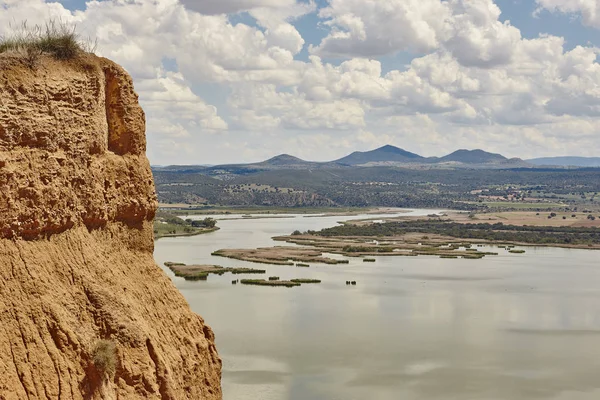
[0,54,221,399]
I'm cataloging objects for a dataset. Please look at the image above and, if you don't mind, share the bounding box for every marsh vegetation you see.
[212,247,350,266]
[165,262,265,281]
[240,279,301,288]
[154,211,218,239]
[314,220,600,248]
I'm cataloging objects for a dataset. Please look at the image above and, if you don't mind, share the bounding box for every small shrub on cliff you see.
[0,20,94,63]
[92,340,117,379]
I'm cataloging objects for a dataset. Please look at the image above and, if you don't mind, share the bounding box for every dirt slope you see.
[0,54,221,399]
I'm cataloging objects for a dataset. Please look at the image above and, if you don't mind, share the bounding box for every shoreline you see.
[155,226,220,240]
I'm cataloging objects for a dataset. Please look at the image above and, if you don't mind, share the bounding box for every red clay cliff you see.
[0,54,222,399]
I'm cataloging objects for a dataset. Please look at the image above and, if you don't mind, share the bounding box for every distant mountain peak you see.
[378,144,403,151]
[335,144,424,165]
[262,154,308,165]
[439,149,507,164]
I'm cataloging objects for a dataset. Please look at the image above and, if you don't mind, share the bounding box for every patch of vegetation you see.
[165,263,265,281]
[212,248,349,265]
[343,245,394,253]
[164,261,186,267]
[296,263,310,267]
[509,249,526,254]
[363,258,376,262]
[0,20,94,66]
[268,276,280,281]
[190,217,217,228]
[172,270,208,281]
[317,220,600,247]
[240,279,301,288]
[230,268,266,274]
[290,279,321,283]
[154,211,218,239]
[92,340,116,379]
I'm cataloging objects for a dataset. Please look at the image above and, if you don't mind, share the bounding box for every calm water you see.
[154,210,600,400]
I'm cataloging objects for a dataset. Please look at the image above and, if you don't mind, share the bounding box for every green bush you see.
[191,217,217,228]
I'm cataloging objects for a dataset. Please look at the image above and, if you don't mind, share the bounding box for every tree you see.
[192,217,217,228]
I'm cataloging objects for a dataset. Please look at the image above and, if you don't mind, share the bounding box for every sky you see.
[1,0,600,165]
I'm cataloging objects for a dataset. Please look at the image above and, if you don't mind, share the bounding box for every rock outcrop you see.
[0,54,221,399]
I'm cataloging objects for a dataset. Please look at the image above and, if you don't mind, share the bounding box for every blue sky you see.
[2,0,600,164]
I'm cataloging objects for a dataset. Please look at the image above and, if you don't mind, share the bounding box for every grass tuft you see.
[0,20,95,65]
[92,339,116,379]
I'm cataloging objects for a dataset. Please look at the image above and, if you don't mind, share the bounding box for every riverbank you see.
[155,226,219,239]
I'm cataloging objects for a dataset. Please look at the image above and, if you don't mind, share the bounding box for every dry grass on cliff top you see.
[0,20,95,63]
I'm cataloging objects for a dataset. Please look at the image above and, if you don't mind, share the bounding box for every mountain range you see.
[242,146,528,169]
[156,145,598,172]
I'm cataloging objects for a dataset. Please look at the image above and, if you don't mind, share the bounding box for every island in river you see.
[206,210,599,268]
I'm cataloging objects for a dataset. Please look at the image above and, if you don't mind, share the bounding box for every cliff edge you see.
[0,54,221,399]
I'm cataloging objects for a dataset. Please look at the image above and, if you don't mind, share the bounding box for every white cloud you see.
[536,0,600,28]
[229,82,366,130]
[137,70,228,132]
[312,0,449,57]
[312,0,521,68]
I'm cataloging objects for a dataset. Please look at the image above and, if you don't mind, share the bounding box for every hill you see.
[437,149,508,164]
[260,154,310,166]
[527,157,600,167]
[334,145,424,165]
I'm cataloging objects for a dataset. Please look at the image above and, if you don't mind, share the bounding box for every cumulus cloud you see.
[312,0,449,57]
[229,82,366,130]
[312,0,521,68]
[136,70,228,132]
[536,0,600,28]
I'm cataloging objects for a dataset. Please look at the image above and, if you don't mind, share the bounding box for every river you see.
[154,209,600,400]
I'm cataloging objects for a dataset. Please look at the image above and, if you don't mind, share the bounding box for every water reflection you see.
[154,209,600,400]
